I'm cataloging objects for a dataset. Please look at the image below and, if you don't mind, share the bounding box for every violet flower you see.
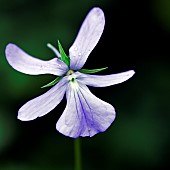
[5,7,135,138]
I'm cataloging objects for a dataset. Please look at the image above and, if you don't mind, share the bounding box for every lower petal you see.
[18,77,68,121]
[56,81,115,138]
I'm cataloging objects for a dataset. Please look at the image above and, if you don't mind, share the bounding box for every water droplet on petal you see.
[46,64,50,68]
[78,52,82,56]
[40,65,44,69]
[74,46,78,51]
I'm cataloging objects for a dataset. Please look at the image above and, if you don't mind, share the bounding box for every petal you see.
[18,77,69,121]
[56,81,115,138]
[75,70,135,87]
[69,7,105,70]
[5,43,69,76]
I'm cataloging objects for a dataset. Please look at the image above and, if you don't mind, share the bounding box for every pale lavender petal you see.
[69,7,105,70]
[5,43,69,76]
[56,81,115,138]
[56,83,83,138]
[18,77,69,121]
[75,70,135,87]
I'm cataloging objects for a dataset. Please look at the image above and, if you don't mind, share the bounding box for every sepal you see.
[41,77,63,88]
[79,67,108,74]
[58,40,70,66]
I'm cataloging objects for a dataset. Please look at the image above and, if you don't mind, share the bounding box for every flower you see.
[5,7,135,138]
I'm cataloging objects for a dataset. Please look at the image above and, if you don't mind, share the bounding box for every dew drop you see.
[40,65,44,69]
[74,46,78,51]
[46,64,50,68]
[78,52,82,56]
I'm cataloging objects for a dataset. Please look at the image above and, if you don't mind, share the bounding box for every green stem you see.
[74,138,82,170]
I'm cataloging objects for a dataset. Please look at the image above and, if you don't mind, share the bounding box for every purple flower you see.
[5,7,135,138]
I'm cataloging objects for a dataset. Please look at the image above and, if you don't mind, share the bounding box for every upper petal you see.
[18,76,69,121]
[5,43,69,76]
[56,81,115,138]
[75,70,135,87]
[69,7,105,70]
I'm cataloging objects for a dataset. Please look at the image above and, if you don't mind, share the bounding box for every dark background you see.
[0,0,170,169]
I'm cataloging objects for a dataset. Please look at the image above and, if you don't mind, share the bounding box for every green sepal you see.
[58,40,70,66]
[41,77,63,88]
[79,67,108,74]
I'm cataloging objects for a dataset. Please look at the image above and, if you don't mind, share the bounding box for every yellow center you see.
[66,70,79,90]
[66,69,74,75]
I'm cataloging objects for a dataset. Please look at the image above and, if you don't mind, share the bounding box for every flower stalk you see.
[74,138,82,170]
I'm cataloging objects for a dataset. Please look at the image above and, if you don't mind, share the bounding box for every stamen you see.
[66,70,74,75]
[47,43,61,58]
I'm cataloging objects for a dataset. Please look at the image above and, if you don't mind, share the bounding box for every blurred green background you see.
[0,0,170,169]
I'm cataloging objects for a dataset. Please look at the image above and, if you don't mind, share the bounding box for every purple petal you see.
[5,43,69,76]
[75,70,135,87]
[56,81,115,138]
[18,77,69,121]
[69,7,105,70]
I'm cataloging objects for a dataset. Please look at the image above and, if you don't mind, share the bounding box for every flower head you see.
[5,7,135,138]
